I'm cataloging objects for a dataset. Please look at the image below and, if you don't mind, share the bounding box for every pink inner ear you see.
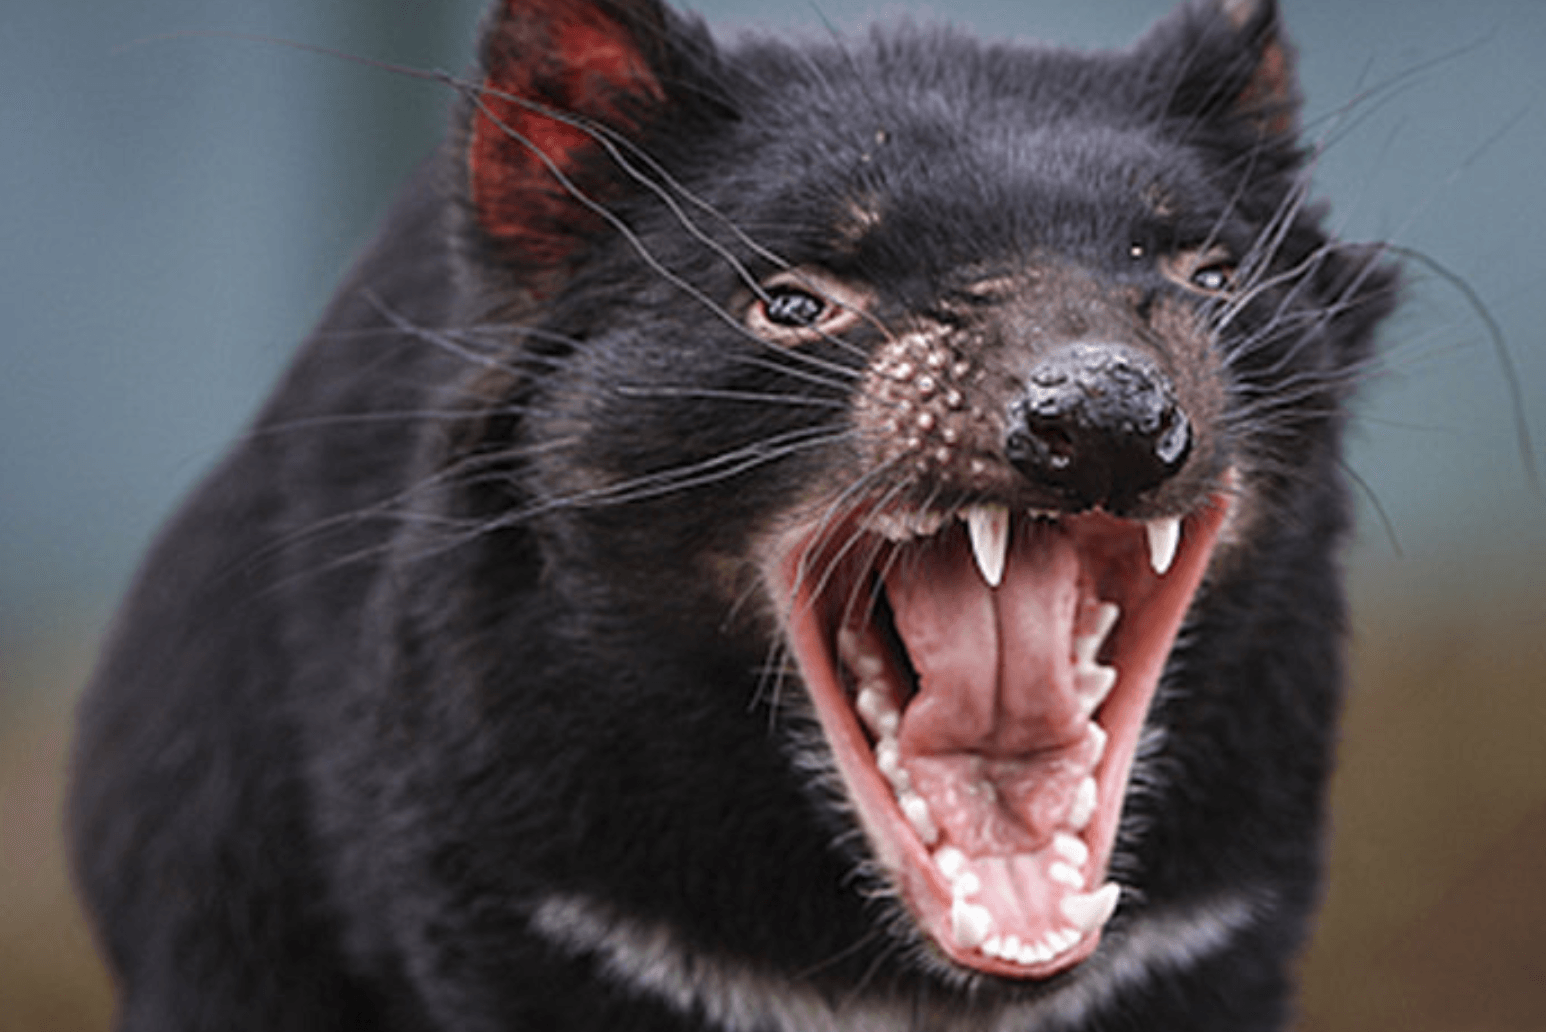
[1239,39,1295,136]
[470,0,665,259]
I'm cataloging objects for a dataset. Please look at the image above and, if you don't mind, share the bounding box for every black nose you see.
[1005,342,1191,512]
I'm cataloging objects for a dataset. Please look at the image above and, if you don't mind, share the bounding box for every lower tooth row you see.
[938,840,1120,961]
[982,928,1083,966]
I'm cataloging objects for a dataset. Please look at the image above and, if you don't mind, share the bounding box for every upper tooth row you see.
[871,506,1181,581]
[961,507,1182,586]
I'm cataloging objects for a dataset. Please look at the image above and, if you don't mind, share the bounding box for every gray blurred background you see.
[2,1,1542,1029]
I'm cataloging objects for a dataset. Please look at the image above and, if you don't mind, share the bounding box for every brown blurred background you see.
[3,1,1543,1029]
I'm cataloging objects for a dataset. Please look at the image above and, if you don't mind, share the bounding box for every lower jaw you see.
[771,494,1231,979]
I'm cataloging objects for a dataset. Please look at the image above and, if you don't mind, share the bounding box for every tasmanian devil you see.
[68,0,1397,1029]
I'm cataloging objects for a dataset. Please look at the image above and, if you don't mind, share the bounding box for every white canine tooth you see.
[1073,601,1121,667]
[1060,882,1122,934]
[954,870,982,898]
[965,504,1010,588]
[1146,517,1181,576]
[1049,861,1085,889]
[900,791,940,844]
[1053,832,1090,867]
[1074,666,1117,711]
[1069,776,1098,831]
[950,899,994,949]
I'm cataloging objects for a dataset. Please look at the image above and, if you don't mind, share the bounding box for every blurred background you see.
[2,0,1542,1028]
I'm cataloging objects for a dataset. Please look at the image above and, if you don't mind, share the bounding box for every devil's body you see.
[70,2,1395,1029]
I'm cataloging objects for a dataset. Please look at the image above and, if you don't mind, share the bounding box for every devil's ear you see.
[1217,0,1297,138]
[1139,0,1300,140]
[466,0,704,267]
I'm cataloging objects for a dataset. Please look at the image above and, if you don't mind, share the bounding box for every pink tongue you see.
[887,524,1097,855]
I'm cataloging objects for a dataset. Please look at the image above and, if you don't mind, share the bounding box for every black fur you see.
[70,1,1396,1029]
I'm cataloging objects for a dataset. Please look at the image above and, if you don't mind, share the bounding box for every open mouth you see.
[774,490,1230,979]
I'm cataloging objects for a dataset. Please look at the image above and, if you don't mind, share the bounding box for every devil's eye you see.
[1190,263,1235,293]
[1159,246,1237,297]
[763,287,827,327]
[746,270,871,345]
